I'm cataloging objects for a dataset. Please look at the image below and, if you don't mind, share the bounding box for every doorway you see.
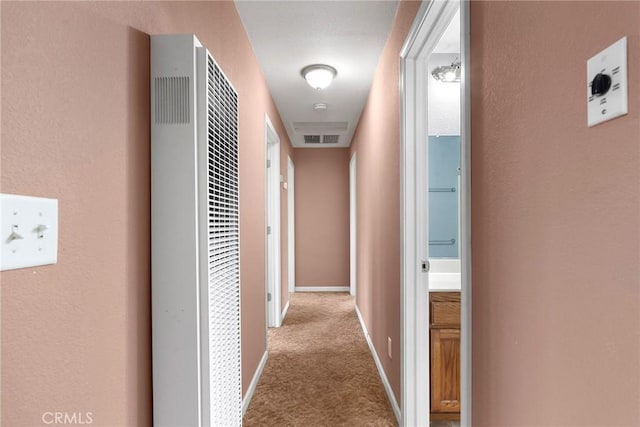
[265,114,282,328]
[287,156,295,295]
[349,153,357,297]
[400,0,471,425]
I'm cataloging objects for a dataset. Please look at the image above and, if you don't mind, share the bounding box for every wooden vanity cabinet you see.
[430,292,461,421]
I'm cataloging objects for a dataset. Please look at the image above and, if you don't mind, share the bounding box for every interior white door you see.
[266,142,274,327]
[287,157,295,294]
[349,154,357,297]
[265,116,281,328]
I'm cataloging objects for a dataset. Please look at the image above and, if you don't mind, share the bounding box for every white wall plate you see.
[1,194,58,271]
[587,37,628,127]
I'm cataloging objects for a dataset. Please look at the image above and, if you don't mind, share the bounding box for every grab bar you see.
[429,187,456,192]
[429,238,456,245]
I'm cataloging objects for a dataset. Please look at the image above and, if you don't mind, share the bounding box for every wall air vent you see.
[322,135,340,144]
[154,76,190,124]
[151,34,241,426]
[304,135,321,144]
[204,47,241,427]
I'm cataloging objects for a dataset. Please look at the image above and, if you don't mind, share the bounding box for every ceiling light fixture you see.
[302,64,337,90]
[431,60,461,82]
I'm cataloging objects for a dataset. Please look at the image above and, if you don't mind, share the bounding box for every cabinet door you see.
[430,328,460,413]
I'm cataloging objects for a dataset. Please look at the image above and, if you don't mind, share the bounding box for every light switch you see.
[587,37,628,127]
[1,194,58,271]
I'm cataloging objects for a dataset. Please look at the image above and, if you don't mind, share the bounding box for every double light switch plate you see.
[1,194,59,271]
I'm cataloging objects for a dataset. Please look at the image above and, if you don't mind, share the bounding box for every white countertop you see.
[428,272,461,291]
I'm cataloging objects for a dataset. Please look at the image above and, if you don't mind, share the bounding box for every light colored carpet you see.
[243,292,397,427]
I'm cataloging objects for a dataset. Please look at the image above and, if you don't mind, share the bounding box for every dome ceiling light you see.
[431,60,461,82]
[301,64,337,90]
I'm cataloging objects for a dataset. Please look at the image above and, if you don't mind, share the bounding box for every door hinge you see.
[267,292,272,302]
[421,260,430,273]
[267,226,271,235]
[267,159,271,168]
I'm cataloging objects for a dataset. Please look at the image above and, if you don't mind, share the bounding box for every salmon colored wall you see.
[293,148,350,287]
[0,2,292,425]
[471,2,640,425]
[349,0,421,404]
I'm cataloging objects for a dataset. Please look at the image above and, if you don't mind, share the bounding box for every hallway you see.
[2,1,640,425]
[243,293,396,426]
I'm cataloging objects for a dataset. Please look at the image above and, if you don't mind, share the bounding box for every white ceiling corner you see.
[432,8,460,54]
[235,0,400,148]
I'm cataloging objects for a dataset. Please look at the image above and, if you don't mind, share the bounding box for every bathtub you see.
[429,258,461,291]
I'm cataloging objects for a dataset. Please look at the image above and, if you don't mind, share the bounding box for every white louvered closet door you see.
[204,51,241,426]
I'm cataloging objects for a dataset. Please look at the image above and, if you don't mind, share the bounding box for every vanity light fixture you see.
[431,60,461,82]
[302,64,337,90]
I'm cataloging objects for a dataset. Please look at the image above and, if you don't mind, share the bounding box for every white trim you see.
[400,1,471,426]
[349,153,358,298]
[355,305,401,424]
[264,116,269,347]
[287,157,296,294]
[460,2,473,424]
[0,4,3,419]
[294,286,350,292]
[265,114,282,328]
[241,350,269,415]
[400,4,431,424]
[281,300,290,323]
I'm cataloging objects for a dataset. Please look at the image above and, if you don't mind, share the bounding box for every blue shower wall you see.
[429,135,460,258]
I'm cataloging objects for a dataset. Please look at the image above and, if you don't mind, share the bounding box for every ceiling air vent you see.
[304,135,321,144]
[293,121,349,134]
[322,135,340,144]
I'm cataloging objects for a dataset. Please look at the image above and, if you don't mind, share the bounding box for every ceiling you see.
[433,8,460,54]
[235,0,399,148]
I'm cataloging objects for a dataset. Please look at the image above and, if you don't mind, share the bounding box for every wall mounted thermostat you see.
[587,37,628,127]
[1,193,58,271]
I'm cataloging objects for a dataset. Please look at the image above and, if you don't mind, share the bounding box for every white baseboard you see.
[281,300,290,323]
[294,286,350,292]
[242,350,268,415]
[355,305,401,424]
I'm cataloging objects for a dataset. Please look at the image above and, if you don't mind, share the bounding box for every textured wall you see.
[471,1,640,425]
[293,148,350,287]
[349,0,422,404]
[0,2,292,425]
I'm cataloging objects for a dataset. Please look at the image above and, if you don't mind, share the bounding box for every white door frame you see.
[265,114,282,328]
[287,156,295,294]
[349,153,357,297]
[400,1,471,426]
